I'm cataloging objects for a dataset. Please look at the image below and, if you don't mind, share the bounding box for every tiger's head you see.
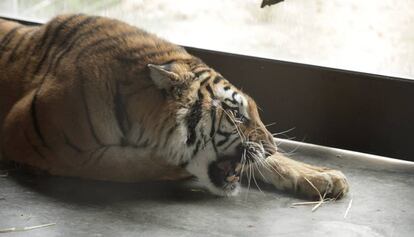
[146,58,276,196]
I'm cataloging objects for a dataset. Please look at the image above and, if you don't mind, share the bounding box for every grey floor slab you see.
[1,141,413,237]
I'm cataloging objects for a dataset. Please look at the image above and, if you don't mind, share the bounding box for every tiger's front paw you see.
[296,168,349,200]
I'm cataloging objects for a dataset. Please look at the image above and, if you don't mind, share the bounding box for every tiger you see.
[0,14,349,198]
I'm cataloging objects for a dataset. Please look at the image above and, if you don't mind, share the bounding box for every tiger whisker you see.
[218,106,246,143]
[249,151,275,176]
[251,154,270,183]
[239,149,247,184]
[251,162,264,195]
[264,121,277,128]
[275,141,303,157]
[244,159,253,200]
[271,127,296,136]
[256,152,286,180]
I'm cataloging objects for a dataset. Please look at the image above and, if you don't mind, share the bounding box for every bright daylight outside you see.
[1,0,413,79]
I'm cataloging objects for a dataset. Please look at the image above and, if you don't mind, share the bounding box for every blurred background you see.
[0,0,413,79]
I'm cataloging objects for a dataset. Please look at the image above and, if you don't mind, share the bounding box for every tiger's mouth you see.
[208,157,242,191]
[206,142,275,194]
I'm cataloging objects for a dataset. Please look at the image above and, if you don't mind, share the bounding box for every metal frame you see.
[2,16,414,161]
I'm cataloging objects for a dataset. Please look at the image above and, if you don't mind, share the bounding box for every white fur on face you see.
[216,86,250,120]
[183,84,249,196]
[185,146,241,196]
[160,80,249,196]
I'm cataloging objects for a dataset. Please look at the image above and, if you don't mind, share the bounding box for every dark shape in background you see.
[261,0,284,8]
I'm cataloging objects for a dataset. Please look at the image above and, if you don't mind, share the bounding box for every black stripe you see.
[114,82,128,139]
[89,146,109,165]
[223,136,240,151]
[152,117,170,149]
[179,161,189,168]
[85,146,102,164]
[224,91,239,105]
[55,16,97,49]
[78,71,104,146]
[32,15,81,75]
[139,48,177,61]
[20,19,56,76]
[224,113,234,124]
[206,84,215,98]
[224,98,238,105]
[192,140,201,157]
[117,46,178,64]
[217,136,230,147]
[221,102,238,112]
[46,16,98,74]
[223,86,231,91]
[27,17,85,149]
[30,92,49,148]
[194,69,210,77]
[137,138,150,148]
[5,29,32,63]
[178,154,186,164]
[197,89,204,100]
[74,34,141,149]
[63,133,83,153]
[213,76,223,84]
[23,130,46,159]
[96,146,109,161]
[0,25,23,52]
[35,20,58,51]
[209,106,219,158]
[209,107,217,138]
[200,77,210,86]
[75,31,139,62]
[135,125,146,145]
[163,123,179,147]
[216,129,234,137]
[11,30,36,67]
[129,49,176,64]
[186,97,203,146]
[214,110,230,148]
[52,18,114,72]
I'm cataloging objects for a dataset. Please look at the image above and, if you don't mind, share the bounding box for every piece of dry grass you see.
[343,198,353,219]
[0,223,55,233]
[291,177,332,212]
[291,177,353,217]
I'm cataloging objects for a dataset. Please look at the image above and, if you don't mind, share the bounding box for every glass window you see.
[1,0,413,79]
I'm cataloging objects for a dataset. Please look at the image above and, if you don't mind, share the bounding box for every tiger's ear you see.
[148,63,181,90]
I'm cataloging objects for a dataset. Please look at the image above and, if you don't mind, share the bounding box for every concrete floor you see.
[1,140,413,237]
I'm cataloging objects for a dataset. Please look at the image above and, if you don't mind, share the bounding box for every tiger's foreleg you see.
[250,153,349,199]
[50,145,193,182]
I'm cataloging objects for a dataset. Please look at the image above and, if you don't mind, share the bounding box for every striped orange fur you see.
[0,15,348,198]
